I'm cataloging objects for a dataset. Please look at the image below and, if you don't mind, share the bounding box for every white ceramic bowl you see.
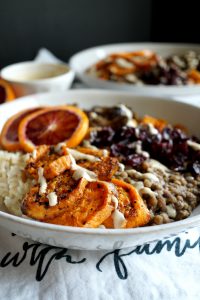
[0,90,200,250]
[69,43,200,96]
[0,61,75,97]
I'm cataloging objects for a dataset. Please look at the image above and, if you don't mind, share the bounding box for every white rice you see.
[0,151,33,216]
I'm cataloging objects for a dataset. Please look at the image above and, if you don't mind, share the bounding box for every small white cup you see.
[0,61,75,97]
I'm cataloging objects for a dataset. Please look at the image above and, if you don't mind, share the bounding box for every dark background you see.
[0,0,199,67]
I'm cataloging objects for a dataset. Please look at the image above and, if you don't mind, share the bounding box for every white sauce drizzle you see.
[117,104,133,119]
[38,167,47,195]
[68,148,100,162]
[147,123,159,135]
[125,73,137,83]
[107,182,118,194]
[102,149,109,157]
[126,119,137,127]
[112,210,126,229]
[54,142,66,154]
[139,187,157,199]
[72,167,97,181]
[118,163,125,172]
[127,169,159,183]
[69,153,97,181]
[115,58,133,69]
[135,141,150,158]
[98,225,106,229]
[32,149,37,159]
[90,112,98,119]
[187,140,200,151]
[111,195,118,209]
[135,127,140,138]
[111,195,126,229]
[82,140,98,150]
[47,192,58,206]
[69,153,77,169]
[116,104,138,128]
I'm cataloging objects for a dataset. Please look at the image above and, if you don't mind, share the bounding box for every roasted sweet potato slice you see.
[95,59,111,70]
[188,69,200,83]
[22,171,78,220]
[45,180,114,228]
[103,179,150,228]
[78,156,119,181]
[44,155,71,179]
[25,145,71,179]
[22,174,114,228]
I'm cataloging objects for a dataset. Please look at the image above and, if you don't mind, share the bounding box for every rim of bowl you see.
[0,208,199,236]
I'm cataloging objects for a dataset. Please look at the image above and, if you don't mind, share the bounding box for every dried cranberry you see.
[89,123,200,177]
[111,142,139,157]
[173,141,189,156]
[90,127,114,147]
[169,153,187,171]
[110,143,129,157]
[113,126,137,143]
[151,140,173,157]
[171,128,187,141]
[137,128,148,141]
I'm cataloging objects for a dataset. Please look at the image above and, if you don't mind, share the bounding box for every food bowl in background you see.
[0,61,75,98]
[69,43,200,97]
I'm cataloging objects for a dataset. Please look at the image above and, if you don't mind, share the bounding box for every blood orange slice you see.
[0,79,15,104]
[0,107,41,151]
[18,106,89,152]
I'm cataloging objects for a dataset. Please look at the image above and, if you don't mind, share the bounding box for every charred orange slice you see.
[0,78,15,104]
[18,106,89,152]
[103,179,150,228]
[0,107,41,151]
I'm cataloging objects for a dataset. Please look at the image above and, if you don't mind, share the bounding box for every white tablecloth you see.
[0,228,200,300]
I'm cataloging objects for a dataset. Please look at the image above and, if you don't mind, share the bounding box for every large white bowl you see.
[69,43,200,96]
[0,90,200,250]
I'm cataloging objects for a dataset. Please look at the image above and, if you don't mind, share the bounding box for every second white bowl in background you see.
[69,42,200,97]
